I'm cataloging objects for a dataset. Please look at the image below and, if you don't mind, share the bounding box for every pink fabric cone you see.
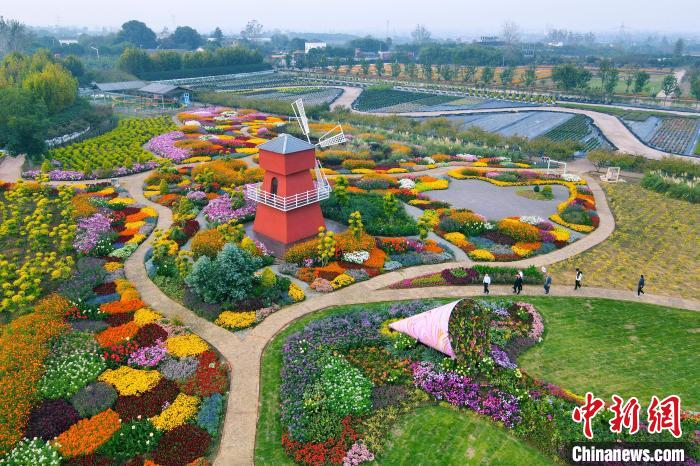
[389,299,461,358]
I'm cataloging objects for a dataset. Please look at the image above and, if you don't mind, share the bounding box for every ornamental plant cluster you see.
[0,179,76,313]
[0,179,229,465]
[281,232,452,293]
[278,300,700,466]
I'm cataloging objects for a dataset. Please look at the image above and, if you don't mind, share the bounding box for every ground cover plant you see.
[0,180,229,465]
[256,298,699,465]
[549,182,700,300]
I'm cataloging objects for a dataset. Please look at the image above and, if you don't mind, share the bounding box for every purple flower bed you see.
[74,213,113,254]
[411,361,521,427]
[145,131,190,162]
[202,194,256,224]
[127,340,167,367]
[490,345,517,369]
[23,161,161,181]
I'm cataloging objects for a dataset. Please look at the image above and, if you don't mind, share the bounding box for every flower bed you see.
[273,299,699,466]
[388,265,544,289]
[0,181,229,465]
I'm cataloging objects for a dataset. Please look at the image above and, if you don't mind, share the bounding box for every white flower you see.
[423,156,436,164]
[342,250,370,264]
[562,173,581,182]
[398,178,416,189]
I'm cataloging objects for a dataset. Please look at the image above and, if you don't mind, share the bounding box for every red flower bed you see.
[182,219,200,238]
[64,454,113,466]
[281,417,358,466]
[114,378,180,421]
[152,424,211,466]
[133,323,168,347]
[121,207,141,216]
[102,340,140,368]
[104,312,134,327]
[93,282,117,296]
[116,235,134,244]
[179,351,228,397]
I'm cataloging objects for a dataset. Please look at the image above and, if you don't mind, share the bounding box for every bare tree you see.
[411,24,431,44]
[501,21,521,45]
[0,17,31,55]
[241,20,264,40]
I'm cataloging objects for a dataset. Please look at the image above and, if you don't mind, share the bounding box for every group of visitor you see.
[482,268,646,296]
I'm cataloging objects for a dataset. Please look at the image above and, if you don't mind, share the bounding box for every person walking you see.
[483,273,491,294]
[513,273,523,295]
[574,268,583,290]
[637,275,645,296]
[544,273,552,295]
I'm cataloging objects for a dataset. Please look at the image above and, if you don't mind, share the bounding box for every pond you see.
[432,179,570,220]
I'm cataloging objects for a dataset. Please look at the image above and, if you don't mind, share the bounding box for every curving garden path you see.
[0,153,24,182]
[109,168,700,465]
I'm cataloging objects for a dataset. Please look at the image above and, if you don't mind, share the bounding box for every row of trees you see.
[117,45,263,76]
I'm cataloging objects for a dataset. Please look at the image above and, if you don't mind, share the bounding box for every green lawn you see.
[520,297,700,411]
[254,297,700,464]
[375,405,553,465]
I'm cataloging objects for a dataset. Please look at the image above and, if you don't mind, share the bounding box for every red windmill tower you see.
[245,99,346,245]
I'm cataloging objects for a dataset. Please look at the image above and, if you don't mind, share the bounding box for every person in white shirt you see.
[483,273,491,294]
[574,268,583,290]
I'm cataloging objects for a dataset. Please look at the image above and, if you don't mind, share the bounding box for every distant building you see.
[547,41,564,47]
[58,39,78,46]
[305,42,327,54]
[477,36,505,46]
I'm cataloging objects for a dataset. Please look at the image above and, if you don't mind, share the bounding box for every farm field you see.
[549,182,700,300]
[228,87,343,106]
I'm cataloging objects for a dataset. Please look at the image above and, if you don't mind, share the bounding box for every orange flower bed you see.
[423,240,444,253]
[54,409,121,457]
[158,194,180,207]
[125,211,149,223]
[118,227,140,237]
[100,299,145,314]
[362,248,387,268]
[0,295,69,455]
[95,321,139,347]
[71,193,99,219]
[314,261,347,280]
[347,186,366,193]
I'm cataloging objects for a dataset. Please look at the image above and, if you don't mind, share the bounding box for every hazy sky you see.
[5,0,699,36]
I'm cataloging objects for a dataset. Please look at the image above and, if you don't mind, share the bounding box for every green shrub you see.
[38,351,106,399]
[321,192,418,236]
[98,419,162,461]
[185,243,263,304]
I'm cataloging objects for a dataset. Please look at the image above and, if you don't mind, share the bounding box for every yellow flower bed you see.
[134,308,162,327]
[215,311,256,330]
[247,138,268,145]
[104,262,123,273]
[166,334,209,357]
[177,179,192,187]
[288,283,305,302]
[468,249,495,261]
[108,197,135,206]
[444,232,471,249]
[150,393,200,431]
[119,288,140,302]
[330,273,355,290]
[94,187,115,196]
[321,167,339,175]
[182,156,212,163]
[99,367,161,396]
[414,179,449,193]
[124,220,146,230]
[126,234,146,244]
[144,190,160,198]
[550,214,596,233]
[115,279,134,295]
[351,168,374,174]
[472,161,488,167]
[551,227,571,242]
[236,147,259,155]
[387,168,408,174]
[512,242,541,257]
[141,207,157,217]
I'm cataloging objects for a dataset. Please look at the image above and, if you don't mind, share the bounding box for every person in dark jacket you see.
[637,275,645,296]
[513,274,523,295]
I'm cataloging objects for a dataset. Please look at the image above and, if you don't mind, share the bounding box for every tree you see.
[360,61,370,76]
[116,20,157,48]
[598,59,619,96]
[463,65,477,83]
[374,60,384,76]
[22,62,77,114]
[390,62,401,78]
[212,27,224,43]
[411,24,431,44]
[0,17,32,55]
[523,65,536,87]
[551,64,591,90]
[633,70,650,93]
[241,20,263,40]
[624,72,634,93]
[185,243,262,304]
[480,66,494,85]
[500,66,515,86]
[439,64,454,81]
[118,48,153,75]
[662,74,679,101]
[690,74,700,102]
[405,61,417,79]
[152,50,182,71]
[0,87,48,159]
[501,21,521,46]
[422,61,432,80]
[673,38,685,56]
[167,26,203,50]
[61,55,85,80]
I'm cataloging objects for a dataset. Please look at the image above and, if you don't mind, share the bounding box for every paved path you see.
[657,69,686,99]
[330,86,362,110]
[359,106,699,162]
[0,154,24,182]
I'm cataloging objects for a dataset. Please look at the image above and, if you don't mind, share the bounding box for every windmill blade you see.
[317,124,347,148]
[291,98,310,141]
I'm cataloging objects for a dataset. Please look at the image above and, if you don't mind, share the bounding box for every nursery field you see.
[229,87,343,106]
[549,182,700,300]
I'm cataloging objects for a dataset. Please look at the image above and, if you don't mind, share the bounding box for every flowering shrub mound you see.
[152,424,211,466]
[113,378,180,421]
[25,399,80,441]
